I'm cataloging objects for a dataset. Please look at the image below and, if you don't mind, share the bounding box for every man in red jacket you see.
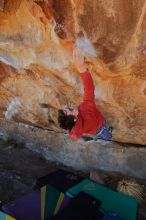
[58,50,112,141]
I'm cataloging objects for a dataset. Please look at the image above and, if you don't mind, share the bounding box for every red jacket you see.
[70,71,105,139]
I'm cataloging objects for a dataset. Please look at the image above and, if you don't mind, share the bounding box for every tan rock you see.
[0,0,146,144]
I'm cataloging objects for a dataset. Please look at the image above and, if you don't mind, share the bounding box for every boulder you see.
[0,0,146,144]
[0,118,146,179]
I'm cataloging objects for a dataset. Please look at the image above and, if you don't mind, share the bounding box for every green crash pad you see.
[67,179,137,220]
[41,184,71,220]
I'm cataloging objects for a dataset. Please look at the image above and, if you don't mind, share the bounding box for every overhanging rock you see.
[0,118,146,180]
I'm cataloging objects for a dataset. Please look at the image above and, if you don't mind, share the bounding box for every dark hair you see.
[58,109,75,130]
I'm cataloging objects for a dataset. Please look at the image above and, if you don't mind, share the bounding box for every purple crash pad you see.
[59,194,72,211]
[2,190,41,220]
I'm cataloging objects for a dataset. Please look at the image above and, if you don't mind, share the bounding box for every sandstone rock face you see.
[0,0,146,144]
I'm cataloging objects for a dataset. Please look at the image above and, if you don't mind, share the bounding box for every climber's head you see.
[58,106,78,130]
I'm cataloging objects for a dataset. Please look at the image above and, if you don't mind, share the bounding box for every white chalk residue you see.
[75,37,97,57]
[5,97,21,119]
[94,86,101,99]
[17,122,37,130]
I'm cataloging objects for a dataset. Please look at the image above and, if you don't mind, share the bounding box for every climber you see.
[58,48,112,141]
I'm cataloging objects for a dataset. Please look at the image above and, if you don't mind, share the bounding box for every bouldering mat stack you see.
[41,184,71,220]
[0,170,138,220]
[67,178,138,220]
[48,191,103,220]
[39,170,83,220]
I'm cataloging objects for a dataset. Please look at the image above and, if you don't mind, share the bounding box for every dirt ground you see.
[0,139,88,203]
[0,139,146,219]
